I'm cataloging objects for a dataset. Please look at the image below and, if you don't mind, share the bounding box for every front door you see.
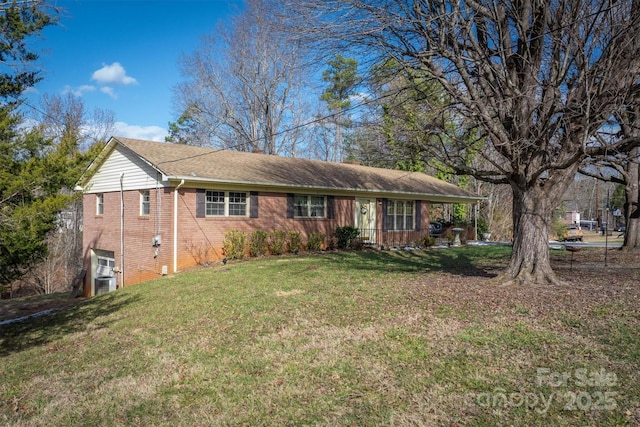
[355,198,376,243]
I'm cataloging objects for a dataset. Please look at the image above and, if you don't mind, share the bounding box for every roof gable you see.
[80,141,166,193]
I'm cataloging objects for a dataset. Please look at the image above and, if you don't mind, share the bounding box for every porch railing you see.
[353,226,474,248]
[355,228,432,249]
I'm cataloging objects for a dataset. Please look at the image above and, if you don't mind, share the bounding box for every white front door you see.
[355,198,376,243]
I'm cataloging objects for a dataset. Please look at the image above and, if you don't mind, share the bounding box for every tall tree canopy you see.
[0,1,61,293]
[281,0,640,285]
[321,54,360,162]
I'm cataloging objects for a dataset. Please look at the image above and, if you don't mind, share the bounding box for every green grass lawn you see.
[1,247,638,426]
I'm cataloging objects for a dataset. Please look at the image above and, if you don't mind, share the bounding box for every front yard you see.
[1,246,638,426]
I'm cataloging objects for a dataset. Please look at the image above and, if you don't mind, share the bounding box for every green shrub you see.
[335,226,360,249]
[222,229,246,260]
[307,232,325,251]
[419,236,437,248]
[269,230,287,255]
[288,231,302,254]
[249,230,269,257]
[477,217,489,236]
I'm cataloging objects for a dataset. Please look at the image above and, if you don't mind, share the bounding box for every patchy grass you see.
[1,246,638,426]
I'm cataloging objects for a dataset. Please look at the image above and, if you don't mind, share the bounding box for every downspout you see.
[173,179,185,273]
[120,173,125,288]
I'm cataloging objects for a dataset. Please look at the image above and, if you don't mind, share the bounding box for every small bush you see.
[269,230,287,255]
[350,238,364,250]
[222,229,246,260]
[335,226,360,249]
[419,236,437,248]
[327,236,339,250]
[249,230,269,257]
[186,242,212,265]
[288,231,302,254]
[307,232,325,251]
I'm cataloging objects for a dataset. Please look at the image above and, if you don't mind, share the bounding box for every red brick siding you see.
[176,190,354,266]
[83,188,435,292]
[82,188,174,295]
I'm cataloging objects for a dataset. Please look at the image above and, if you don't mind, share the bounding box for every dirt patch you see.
[0,293,86,323]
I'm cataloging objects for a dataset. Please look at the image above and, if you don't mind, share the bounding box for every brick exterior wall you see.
[82,187,433,295]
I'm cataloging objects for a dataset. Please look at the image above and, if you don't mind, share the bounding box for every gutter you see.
[120,173,125,288]
[173,179,185,273]
[165,176,485,204]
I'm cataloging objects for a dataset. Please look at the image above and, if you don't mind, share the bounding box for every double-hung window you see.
[294,195,326,218]
[96,193,104,215]
[385,200,414,230]
[228,192,247,216]
[205,190,247,216]
[140,190,150,216]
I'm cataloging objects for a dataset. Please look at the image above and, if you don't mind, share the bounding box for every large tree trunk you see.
[502,166,577,286]
[623,147,640,249]
[502,186,559,286]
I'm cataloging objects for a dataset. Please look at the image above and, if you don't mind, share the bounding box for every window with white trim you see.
[294,195,326,218]
[205,190,247,216]
[140,190,150,216]
[385,200,414,230]
[96,193,104,215]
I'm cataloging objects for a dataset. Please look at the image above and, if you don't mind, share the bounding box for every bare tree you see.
[281,0,640,285]
[172,0,310,155]
[37,93,115,150]
[23,196,80,294]
[580,88,640,250]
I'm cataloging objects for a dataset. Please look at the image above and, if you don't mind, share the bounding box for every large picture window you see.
[294,195,326,218]
[385,200,414,230]
[205,190,247,216]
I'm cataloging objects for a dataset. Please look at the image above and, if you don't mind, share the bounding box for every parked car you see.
[429,222,443,237]
[615,224,626,232]
[564,224,583,242]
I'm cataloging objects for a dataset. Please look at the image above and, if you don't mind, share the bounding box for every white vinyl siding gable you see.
[84,145,168,193]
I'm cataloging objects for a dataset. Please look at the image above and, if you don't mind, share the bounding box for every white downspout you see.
[120,173,125,288]
[173,179,185,273]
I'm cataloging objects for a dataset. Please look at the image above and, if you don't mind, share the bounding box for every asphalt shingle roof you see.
[111,137,479,201]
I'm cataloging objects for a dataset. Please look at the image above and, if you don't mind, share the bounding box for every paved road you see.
[550,241,623,249]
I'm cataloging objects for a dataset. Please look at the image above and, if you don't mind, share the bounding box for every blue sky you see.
[27,0,240,141]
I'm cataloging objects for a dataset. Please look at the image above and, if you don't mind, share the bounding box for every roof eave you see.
[166,176,484,204]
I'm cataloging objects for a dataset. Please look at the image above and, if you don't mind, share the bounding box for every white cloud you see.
[113,121,168,142]
[91,62,138,85]
[62,84,96,97]
[100,86,117,99]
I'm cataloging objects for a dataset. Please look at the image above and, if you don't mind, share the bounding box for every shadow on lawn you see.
[0,292,140,356]
[329,247,505,278]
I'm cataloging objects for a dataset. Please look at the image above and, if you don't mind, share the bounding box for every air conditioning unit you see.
[95,277,117,295]
[96,265,114,277]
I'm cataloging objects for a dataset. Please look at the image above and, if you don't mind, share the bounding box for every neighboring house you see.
[76,136,481,296]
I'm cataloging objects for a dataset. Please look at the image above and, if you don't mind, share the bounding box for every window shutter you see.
[250,191,259,218]
[381,198,388,231]
[196,189,205,218]
[287,193,294,218]
[415,200,421,231]
[327,195,335,219]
